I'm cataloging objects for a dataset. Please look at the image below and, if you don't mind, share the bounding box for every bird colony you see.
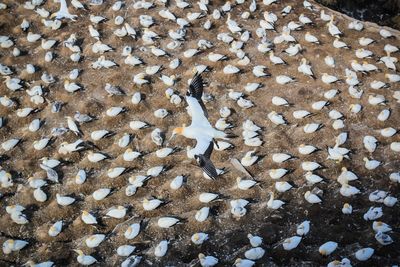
[0,0,399,266]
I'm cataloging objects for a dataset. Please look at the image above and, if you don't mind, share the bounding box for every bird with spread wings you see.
[170,73,233,179]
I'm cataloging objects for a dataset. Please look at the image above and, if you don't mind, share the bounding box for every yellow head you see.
[170,125,186,140]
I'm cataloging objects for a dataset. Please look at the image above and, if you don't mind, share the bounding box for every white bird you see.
[117,245,136,257]
[48,221,63,237]
[297,221,310,236]
[355,248,374,261]
[267,192,285,209]
[158,217,179,228]
[268,111,287,125]
[282,236,302,250]
[363,157,381,170]
[81,211,97,224]
[199,253,218,267]
[298,58,315,79]
[195,207,209,222]
[85,234,105,248]
[276,75,295,84]
[143,198,163,211]
[247,234,262,247]
[304,191,321,204]
[56,194,75,206]
[237,177,257,190]
[372,221,392,233]
[325,56,335,67]
[319,241,338,255]
[124,223,140,239]
[106,206,126,218]
[322,73,339,84]
[154,240,169,257]
[244,247,265,260]
[342,203,353,214]
[74,250,97,266]
[93,188,111,201]
[192,233,209,245]
[363,206,383,221]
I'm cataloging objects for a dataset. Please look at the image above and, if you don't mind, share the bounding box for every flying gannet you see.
[171,73,232,179]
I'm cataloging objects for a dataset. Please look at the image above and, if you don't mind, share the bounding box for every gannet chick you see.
[297,220,310,236]
[158,217,179,228]
[319,241,338,255]
[304,191,321,204]
[192,233,208,245]
[283,236,302,250]
[267,192,284,209]
[74,250,97,265]
[199,253,218,267]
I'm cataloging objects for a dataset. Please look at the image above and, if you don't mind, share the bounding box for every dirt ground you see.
[0,0,399,266]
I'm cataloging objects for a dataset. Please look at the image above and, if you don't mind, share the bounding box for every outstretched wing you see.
[196,154,218,180]
[186,73,208,118]
[187,72,204,100]
[186,95,211,128]
[193,138,218,180]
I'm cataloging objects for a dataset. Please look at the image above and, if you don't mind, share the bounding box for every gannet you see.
[171,73,232,179]
[199,253,218,267]
[283,236,302,250]
[298,58,315,79]
[319,241,338,255]
[52,0,77,20]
